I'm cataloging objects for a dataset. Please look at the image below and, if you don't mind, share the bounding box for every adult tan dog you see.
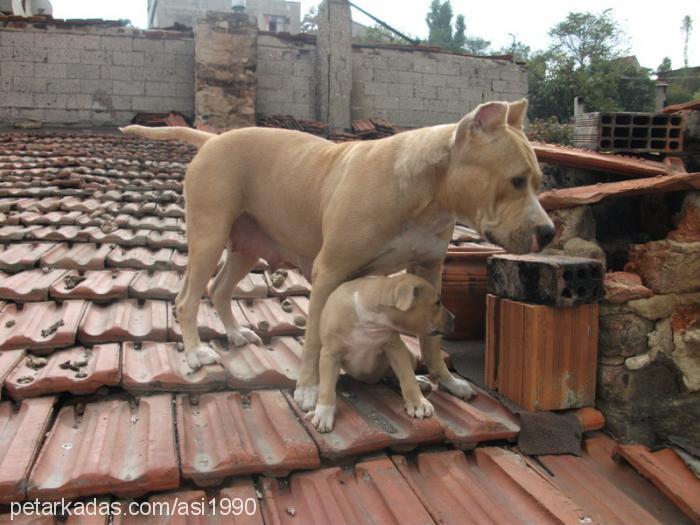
[121,99,554,411]
[308,273,455,432]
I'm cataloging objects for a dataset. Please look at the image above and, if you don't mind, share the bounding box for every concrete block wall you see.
[351,46,528,127]
[0,22,194,126]
[256,33,316,119]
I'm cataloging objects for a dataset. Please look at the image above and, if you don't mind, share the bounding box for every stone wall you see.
[256,33,316,119]
[596,192,700,446]
[0,20,194,126]
[351,45,528,127]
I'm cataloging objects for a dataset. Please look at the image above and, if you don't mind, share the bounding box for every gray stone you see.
[598,311,653,358]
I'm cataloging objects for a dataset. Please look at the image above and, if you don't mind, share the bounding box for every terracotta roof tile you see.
[40,242,114,270]
[16,197,63,213]
[89,228,150,246]
[260,455,435,525]
[107,246,175,271]
[394,448,588,525]
[0,242,57,272]
[0,268,67,301]
[0,348,25,385]
[0,224,43,241]
[288,381,443,459]
[27,395,180,500]
[78,299,168,344]
[215,336,302,389]
[27,225,93,242]
[430,386,520,447]
[0,300,87,353]
[50,269,136,302]
[124,215,182,232]
[5,344,121,399]
[170,250,187,271]
[233,272,269,299]
[121,341,226,392]
[0,396,57,504]
[147,230,187,251]
[60,197,106,213]
[237,297,308,337]
[526,436,680,525]
[168,301,230,341]
[176,390,320,485]
[19,210,83,226]
[617,444,700,523]
[128,270,181,300]
[265,269,310,296]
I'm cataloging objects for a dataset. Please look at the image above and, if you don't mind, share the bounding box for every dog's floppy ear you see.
[507,99,528,129]
[394,280,419,311]
[454,101,508,143]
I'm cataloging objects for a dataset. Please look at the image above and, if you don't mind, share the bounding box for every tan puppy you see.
[121,99,554,412]
[307,273,455,432]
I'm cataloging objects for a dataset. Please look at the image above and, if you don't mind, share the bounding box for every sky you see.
[52,0,698,71]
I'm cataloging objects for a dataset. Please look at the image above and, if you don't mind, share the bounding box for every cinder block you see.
[42,33,69,49]
[100,65,132,81]
[164,39,193,55]
[1,30,34,48]
[67,64,100,80]
[487,254,604,307]
[133,38,164,54]
[4,61,33,78]
[399,97,424,111]
[113,80,144,97]
[413,85,437,99]
[423,73,446,87]
[2,92,33,108]
[398,71,422,85]
[445,75,467,89]
[491,79,508,92]
[35,93,67,108]
[79,49,113,65]
[66,34,100,50]
[146,81,177,97]
[485,295,598,411]
[47,79,81,94]
[374,95,399,110]
[113,51,144,67]
[11,46,48,63]
[34,63,67,79]
[80,79,111,95]
[372,69,398,83]
[413,58,437,75]
[438,87,460,100]
[100,36,133,52]
[364,82,388,96]
[44,108,80,123]
[12,107,45,120]
[13,77,45,93]
[49,48,82,64]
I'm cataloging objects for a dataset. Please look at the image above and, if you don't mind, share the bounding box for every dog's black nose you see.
[536,224,555,249]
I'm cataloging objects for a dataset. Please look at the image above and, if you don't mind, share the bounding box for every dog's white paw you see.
[405,396,434,418]
[240,327,262,345]
[305,403,335,432]
[293,384,319,412]
[440,374,476,400]
[186,344,221,370]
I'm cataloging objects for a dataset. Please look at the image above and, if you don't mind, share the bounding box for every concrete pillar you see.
[316,0,352,130]
[194,11,258,130]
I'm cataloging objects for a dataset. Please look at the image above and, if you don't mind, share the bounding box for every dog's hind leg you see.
[208,248,261,347]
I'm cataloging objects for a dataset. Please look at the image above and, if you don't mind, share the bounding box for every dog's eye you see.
[511,176,526,189]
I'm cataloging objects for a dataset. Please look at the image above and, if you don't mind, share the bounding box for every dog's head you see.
[442,99,554,254]
[378,274,455,337]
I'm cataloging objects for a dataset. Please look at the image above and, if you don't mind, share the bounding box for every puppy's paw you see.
[405,396,434,418]
[439,374,476,400]
[186,344,221,370]
[305,404,335,432]
[293,384,319,412]
[240,327,262,345]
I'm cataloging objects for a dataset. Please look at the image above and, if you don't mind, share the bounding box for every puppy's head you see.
[442,99,554,254]
[377,274,454,337]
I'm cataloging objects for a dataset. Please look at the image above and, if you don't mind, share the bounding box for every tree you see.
[300,6,317,34]
[356,24,402,44]
[425,1,490,53]
[528,10,655,120]
[681,15,693,69]
[657,56,672,74]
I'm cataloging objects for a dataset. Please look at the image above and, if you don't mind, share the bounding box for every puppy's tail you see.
[119,125,215,150]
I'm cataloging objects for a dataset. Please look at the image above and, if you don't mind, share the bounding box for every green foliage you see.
[300,6,317,34]
[526,117,573,145]
[356,24,402,44]
[681,15,693,69]
[425,1,490,53]
[663,68,700,105]
[658,57,672,73]
[528,10,655,121]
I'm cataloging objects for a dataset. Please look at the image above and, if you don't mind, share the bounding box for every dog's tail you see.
[119,125,215,150]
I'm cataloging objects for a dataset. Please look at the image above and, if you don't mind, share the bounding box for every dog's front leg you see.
[294,270,346,411]
[410,260,476,400]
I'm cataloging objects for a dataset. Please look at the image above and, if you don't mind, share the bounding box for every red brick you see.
[121,341,226,392]
[5,344,121,399]
[626,240,700,294]
[27,395,179,500]
[176,390,320,485]
[0,396,56,504]
[78,299,168,344]
[603,271,653,303]
[260,455,434,525]
[0,300,87,353]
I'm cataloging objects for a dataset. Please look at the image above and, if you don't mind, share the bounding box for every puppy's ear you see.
[507,99,528,128]
[454,101,508,143]
[393,281,419,311]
